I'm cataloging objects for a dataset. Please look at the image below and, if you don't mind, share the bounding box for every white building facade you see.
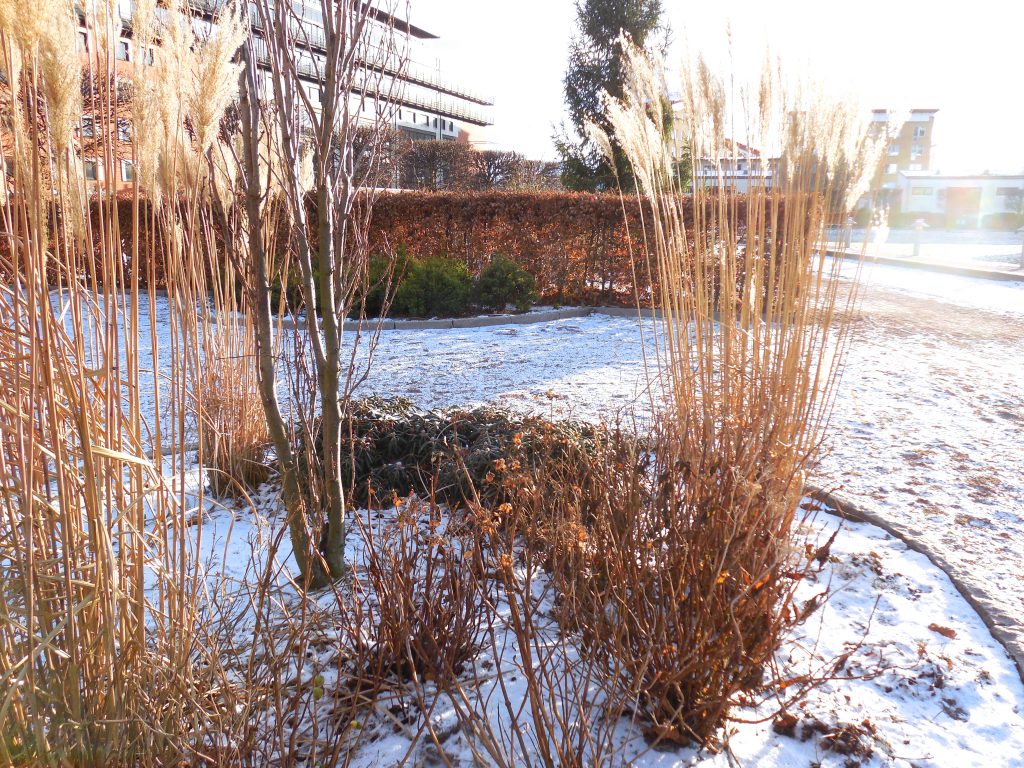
[897,172,1024,228]
[692,142,779,193]
[195,0,493,142]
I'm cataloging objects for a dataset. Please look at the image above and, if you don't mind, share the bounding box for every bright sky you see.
[411,0,1024,173]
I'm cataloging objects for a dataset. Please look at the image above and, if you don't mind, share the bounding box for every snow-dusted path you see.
[819,268,1024,673]
[348,265,1024,677]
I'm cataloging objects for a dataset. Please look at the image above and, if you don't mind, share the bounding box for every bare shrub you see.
[355,497,493,692]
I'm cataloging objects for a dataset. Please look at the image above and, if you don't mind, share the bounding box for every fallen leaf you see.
[928,623,957,639]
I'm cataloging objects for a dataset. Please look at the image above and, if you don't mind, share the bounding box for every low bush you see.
[476,255,538,312]
[393,256,473,318]
[357,499,492,691]
[324,397,630,514]
[355,247,410,319]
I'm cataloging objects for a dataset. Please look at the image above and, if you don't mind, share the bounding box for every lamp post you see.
[913,218,928,260]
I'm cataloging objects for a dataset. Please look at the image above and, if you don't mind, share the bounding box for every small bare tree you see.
[235,0,405,587]
[400,137,471,190]
[469,148,526,190]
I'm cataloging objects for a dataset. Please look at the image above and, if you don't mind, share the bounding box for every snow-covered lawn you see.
[827,228,1024,272]
[345,265,1024,672]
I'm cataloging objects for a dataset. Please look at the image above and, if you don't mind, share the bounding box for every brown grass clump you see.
[567,38,880,745]
[0,3,252,763]
[200,335,272,497]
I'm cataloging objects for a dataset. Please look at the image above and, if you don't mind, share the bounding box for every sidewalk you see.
[827,248,1024,282]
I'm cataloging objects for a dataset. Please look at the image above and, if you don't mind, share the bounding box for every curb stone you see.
[807,485,1024,685]
[328,306,656,332]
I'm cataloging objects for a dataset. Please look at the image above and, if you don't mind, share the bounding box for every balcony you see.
[185,0,492,105]
[251,39,492,126]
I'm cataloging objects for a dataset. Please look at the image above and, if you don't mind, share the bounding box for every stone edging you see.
[336,306,661,332]
[827,249,1024,283]
[806,485,1024,685]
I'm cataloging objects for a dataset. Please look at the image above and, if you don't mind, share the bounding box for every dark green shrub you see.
[476,255,538,313]
[269,262,318,314]
[353,247,410,319]
[393,256,472,318]
[302,397,641,512]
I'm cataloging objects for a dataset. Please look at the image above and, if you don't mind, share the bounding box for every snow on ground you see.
[344,265,1024,678]
[81,262,1024,764]
[188,487,1024,767]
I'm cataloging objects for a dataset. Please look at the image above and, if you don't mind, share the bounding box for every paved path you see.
[816,273,1024,679]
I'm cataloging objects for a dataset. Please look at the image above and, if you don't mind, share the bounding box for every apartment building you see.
[670,102,779,192]
[228,0,492,139]
[3,0,492,189]
[691,141,779,193]
[867,108,938,203]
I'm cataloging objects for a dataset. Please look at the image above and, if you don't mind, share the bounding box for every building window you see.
[885,163,897,174]
[84,160,98,181]
[913,126,926,139]
[81,117,95,138]
[117,120,131,142]
[910,144,924,160]
[911,186,932,196]
[116,40,130,61]
[888,143,899,156]
[909,163,923,171]
[78,31,88,51]
[143,47,155,65]
[121,159,134,182]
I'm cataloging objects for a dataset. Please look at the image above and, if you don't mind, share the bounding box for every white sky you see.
[410,0,1024,173]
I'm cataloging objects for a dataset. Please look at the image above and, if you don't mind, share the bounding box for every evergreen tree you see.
[556,0,668,192]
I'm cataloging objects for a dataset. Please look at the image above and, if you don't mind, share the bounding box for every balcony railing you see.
[251,39,492,125]
[187,0,492,105]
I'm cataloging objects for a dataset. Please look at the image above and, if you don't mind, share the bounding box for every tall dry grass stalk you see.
[0,2,253,763]
[579,39,883,744]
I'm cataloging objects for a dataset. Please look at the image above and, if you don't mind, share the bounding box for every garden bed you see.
[183,470,1024,767]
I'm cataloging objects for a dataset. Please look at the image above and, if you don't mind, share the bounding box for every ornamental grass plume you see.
[579,36,884,745]
[188,2,246,155]
[37,0,80,155]
[0,6,251,764]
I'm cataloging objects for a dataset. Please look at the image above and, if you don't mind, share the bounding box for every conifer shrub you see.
[392,256,473,317]
[476,255,538,312]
